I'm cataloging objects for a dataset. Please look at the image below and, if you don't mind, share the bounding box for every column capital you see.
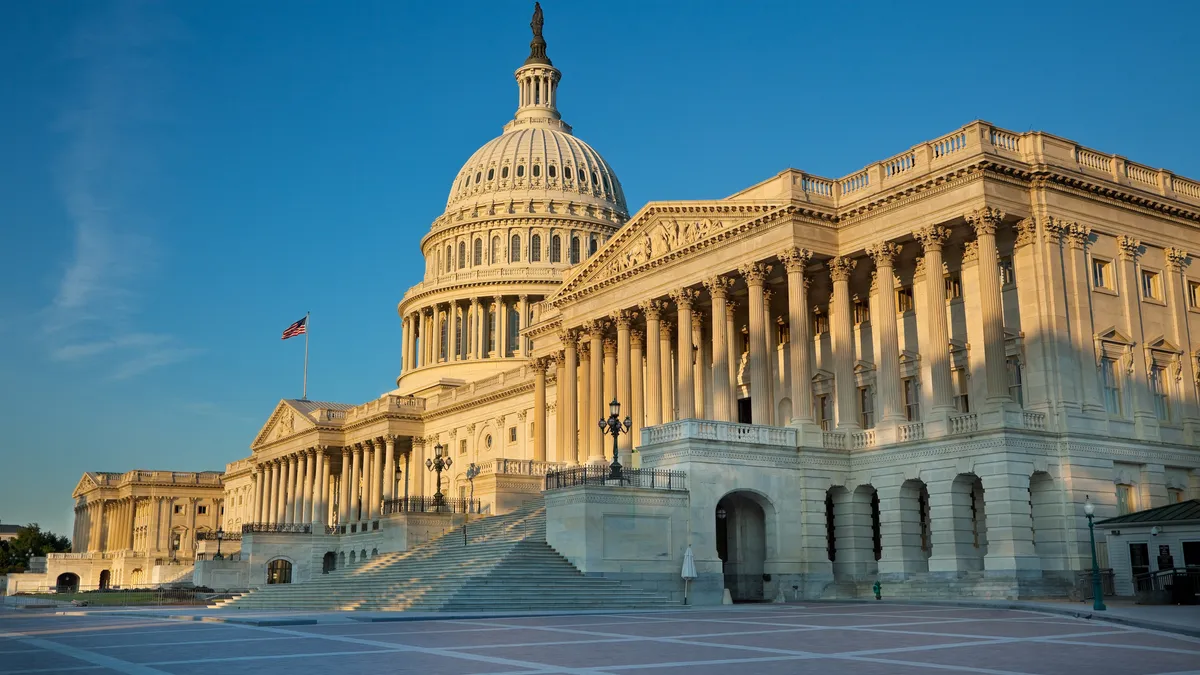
[762,289,773,303]
[1041,216,1069,244]
[577,340,591,358]
[611,308,636,328]
[702,275,736,299]
[550,351,565,366]
[421,306,434,316]
[603,337,617,356]
[1066,223,1092,250]
[558,329,578,347]
[1165,246,1189,272]
[738,262,772,285]
[1117,234,1141,261]
[725,299,738,315]
[518,293,529,302]
[1013,218,1038,249]
[866,241,901,267]
[913,225,952,252]
[638,299,669,320]
[691,311,705,330]
[630,329,644,348]
[581,318,609,338]
[531,355,552,371]
[778,247,813,273]
[827,256,856,282]
[965,206,1005,236]
[668,287,700,309]
[961,240,979,263]
[470,296,481,307]
[341,445,352,456]
[659,320,674,339]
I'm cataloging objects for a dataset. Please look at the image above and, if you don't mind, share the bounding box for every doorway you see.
[737,398,752,424]
[55,572,79,592]
[98,569,111,590]
[716,492,767,602]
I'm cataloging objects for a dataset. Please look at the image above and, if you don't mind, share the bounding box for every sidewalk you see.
[821,598,1200,638]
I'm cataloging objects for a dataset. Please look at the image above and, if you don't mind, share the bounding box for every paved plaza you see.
[3,603,1200,675]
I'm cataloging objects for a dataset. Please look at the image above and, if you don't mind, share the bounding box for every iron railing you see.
[1134,567,1200,605]
[195,531,242,541]
[1073,568,1115,600]
[544,466,687,491]
[381,496,481,515]
[240,522,312,534]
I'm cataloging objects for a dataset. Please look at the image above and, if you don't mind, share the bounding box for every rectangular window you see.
[1189,280,1200,308]
[815,394,831,431]
[508,427,517,443]
[945,274,962,299]
[1129,542,1150,577]
[1116,484,1136,515]
[197,505,208,515]
[902,377,920,421]
[1006,357,1024,407]
[1168,488,1185,504]
[1100,357,1122,416]
[952,369,970,413]
[999,256,1015,286]
[896,287,914,313]
[858,386,874,429]
[1149,364,1171,421]
[853,298,870,324]
[813,313,829,335]
[173,505,183,515]
[1093,259,1113,290]
[1142,270,1162,300]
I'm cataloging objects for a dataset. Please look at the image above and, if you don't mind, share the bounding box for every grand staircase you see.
[215,497,675,611]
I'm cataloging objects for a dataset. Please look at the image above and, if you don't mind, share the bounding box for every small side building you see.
[1097,499,1200,597]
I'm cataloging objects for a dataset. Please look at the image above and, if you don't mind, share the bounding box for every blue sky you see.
[1,0,1197,537]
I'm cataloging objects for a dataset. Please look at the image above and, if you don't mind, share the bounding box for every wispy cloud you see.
[44,1,197,379]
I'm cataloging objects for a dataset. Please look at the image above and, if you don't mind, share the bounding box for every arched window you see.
[510,234,521,262]
[439,312,448,360]
[445,245,452,272]
[465,174,471,187]
[532,164,541,178]
[458,241,466,269]
[487,168,494,181]
[530,234,542,262]
[592,171,599,185]
[502,166,509,179]
[516,164,525,178]
[475,171,482,184]
[490,236,500,263]
[550,235,561,263]
[603,174,613,193]
[473,239,483,266]
[267,559,292,584]
[508,306,520,356]
[589,236,598,257]
[548,165,557,178]
[570,237,580,264]
[487,306,496,353]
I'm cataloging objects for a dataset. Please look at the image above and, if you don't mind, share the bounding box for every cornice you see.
[400,278,562,312]
[1030,173,1200,229]
[834,161,990,224]
[422,378,535,421]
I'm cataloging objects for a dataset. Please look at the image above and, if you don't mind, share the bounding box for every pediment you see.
[550,201,797,304]
[71,473,98,498]
[1095,325,1134,345]
[252,400,317,448]
[1145,335,1182,353]
[812,368,835,382]
[853,360,876,373]
[898,350,921,365]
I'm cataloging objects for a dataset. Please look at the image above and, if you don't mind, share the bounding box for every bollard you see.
[872,580,882,600]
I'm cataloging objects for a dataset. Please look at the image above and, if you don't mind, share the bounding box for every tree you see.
[0,524,71,574]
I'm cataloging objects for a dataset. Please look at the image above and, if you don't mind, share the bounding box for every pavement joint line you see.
[1034,636,1200,655]
[88,633,311,650]
[0,666,105,674]
[0,630,174,675]
[142,646,406,665]
[829,654,1038,675]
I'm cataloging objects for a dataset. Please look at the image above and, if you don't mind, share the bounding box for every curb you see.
[815,599,1200,639]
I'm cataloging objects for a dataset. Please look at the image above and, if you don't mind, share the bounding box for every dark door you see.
[1183,541,1200,567]
[1130,543,1150,578]
[737,398,752,424]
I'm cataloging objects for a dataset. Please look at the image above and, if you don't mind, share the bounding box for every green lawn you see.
[21,591,209,606]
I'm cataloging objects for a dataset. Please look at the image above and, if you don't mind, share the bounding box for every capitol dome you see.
[442,5,627,219]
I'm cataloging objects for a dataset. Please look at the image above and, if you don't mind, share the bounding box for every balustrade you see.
[850,429,876,449]
[639,419,797,448]
[989,129,1021,152]
[898,422,925,441]
[949,414,978,434]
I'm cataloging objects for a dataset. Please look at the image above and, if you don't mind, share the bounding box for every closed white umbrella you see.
[681,545,697,605]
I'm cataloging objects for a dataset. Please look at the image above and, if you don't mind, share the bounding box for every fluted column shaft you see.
[706,279,733,422]
[968,209,1011,404]
[578,343,591,463]
[338,448,351,524]
[693,312,706,419]
[615,312,633,459]
[916,227,955,414]
[781,250,813,424]
[383,437,396,503]
[589,327,604,461]
[829,256,859,429]
[494,295,506,357]
[412,442,427,498]
[287,454,299,524]
[762,291,775,425]
[726,302,739,419]
[562,334,579,465]
[519,295,530,356]
[350,444,362,521]
[273,459,285,524]
[301,450,313,522]
[554,354,566,461]
[869,243,905,424]
[630,331,645,450]
[372,440,384,519]
[641,303,663,427]
[659,322,675,422]
[252,469,264,524]
[741,264,771,424]
[534,359,548,461]
[671,290,697,420]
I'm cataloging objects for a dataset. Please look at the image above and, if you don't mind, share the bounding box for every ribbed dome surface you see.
[445,127,627,217]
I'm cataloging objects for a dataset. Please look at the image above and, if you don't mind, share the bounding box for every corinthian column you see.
[670,289,699,421]
[286,454,298,524]
[533,357,548,461]
[660,321,675,422]
[383,436,396,503]
[338,447,351,524]
[630,330,645,451]
[614,310,634,463]
[726,301,739,420]
[740,263,772,424]
[588,322,605,461]
[640,300,664,427]
[914,226,955,424]
[350,443,363,521]
[561,331,580,464]
[828,256,859,429]
[704,277,735,422]
[519,295,530,356]
[603,338,617,414]
[965,207,1013,408]
[780,249,813,427]
[868,241,905,436]
[692,311,706,419]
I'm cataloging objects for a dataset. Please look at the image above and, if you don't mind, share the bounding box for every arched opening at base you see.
[129,568,144,587]
[98,569,111,590]
[716,491,768,602]
[55,572,79,593]
[267,558,292,584]
[322,552,336,574]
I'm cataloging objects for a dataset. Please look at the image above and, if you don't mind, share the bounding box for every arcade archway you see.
[715,491,769,602]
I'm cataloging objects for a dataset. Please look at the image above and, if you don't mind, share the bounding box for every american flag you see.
[281,316,307,340]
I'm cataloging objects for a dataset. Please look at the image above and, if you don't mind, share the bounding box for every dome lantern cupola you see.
[507,2,567,133]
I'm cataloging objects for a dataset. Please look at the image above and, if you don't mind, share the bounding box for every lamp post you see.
[597,398,632,480]
[426,442,452,509]
[464,462,480,546]
[213,528,225,561]
[1084,495,1107,611]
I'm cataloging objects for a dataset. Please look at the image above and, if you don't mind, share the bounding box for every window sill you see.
[1092,286,1118,297]
[1141,297,1167,307]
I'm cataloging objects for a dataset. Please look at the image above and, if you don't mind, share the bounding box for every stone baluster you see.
[828,256,859,429]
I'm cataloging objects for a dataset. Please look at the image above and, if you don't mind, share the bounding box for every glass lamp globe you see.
[609,399,620,416]
[1083,496,1094,516]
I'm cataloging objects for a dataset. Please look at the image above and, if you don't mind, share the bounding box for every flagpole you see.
[302,311,310,400]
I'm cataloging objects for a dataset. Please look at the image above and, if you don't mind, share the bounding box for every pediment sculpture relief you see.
[602,217,726,281]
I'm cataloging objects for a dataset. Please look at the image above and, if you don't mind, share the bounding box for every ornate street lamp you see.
[213,528,225,561]
[463,462,481,546]
[426,442,453,508]
[598,398,632,480]
[1083,496,1107,611]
